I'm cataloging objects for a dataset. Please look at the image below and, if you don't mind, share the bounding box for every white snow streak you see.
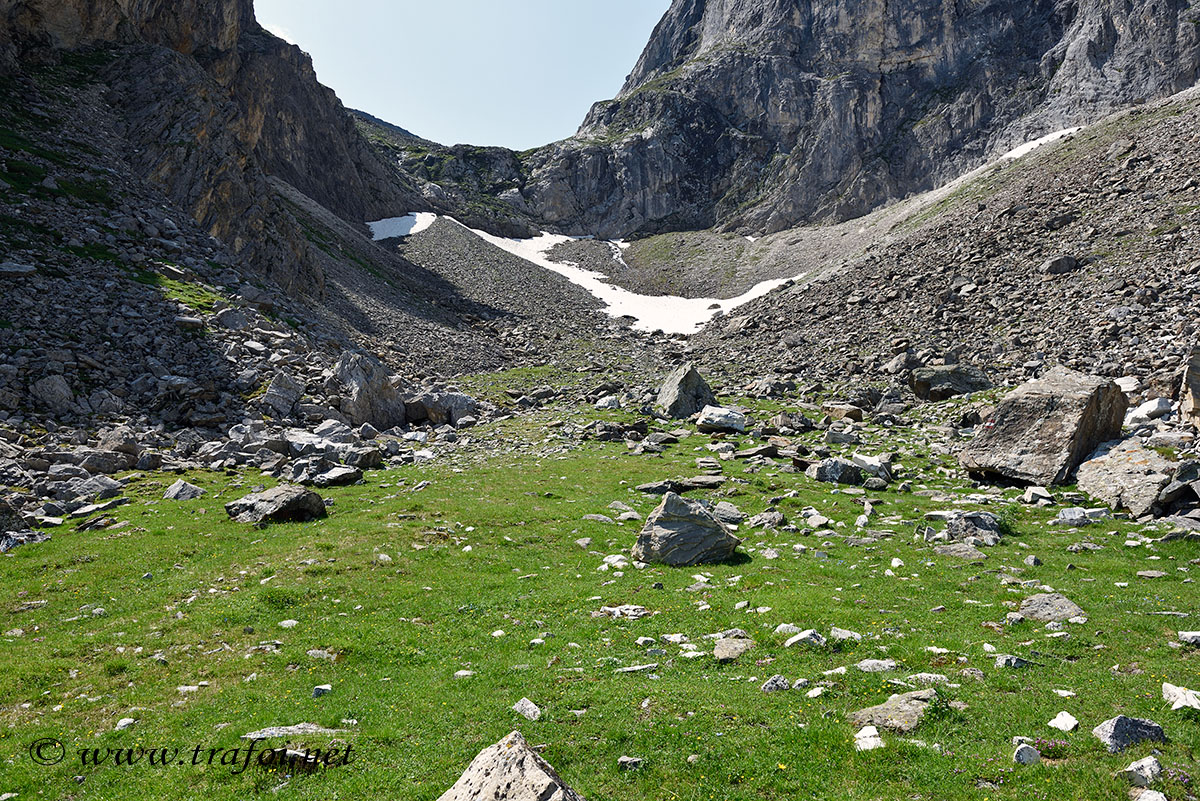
[368,213,438,240]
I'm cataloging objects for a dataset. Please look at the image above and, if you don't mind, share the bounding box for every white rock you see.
[1048,711,1078,732]
[1163,682,1200,711]
[1120,756,1162,787]
[512,697,541,721]
[115,717,136,731]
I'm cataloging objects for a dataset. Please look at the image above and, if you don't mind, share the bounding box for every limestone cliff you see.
[518,0,1200,237]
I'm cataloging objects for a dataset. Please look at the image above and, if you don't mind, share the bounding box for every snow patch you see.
[368,213,438,240]
[460,221,794,335]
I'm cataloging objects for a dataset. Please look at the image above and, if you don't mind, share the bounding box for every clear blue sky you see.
[254,0,672,150]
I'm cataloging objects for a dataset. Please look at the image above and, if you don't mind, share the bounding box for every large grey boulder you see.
[806,458,863,486]
[695,405,746,433]
[31,375,76,414]
[225,484,327,524]
[960,367,1127,485]
[261,372,305,418]
[163,480,206,501]
[405,391,479,427]
[850,689,938,733]
[631,492,742,566]
[1019,593,1085,622]
[910,364,992,401]
[333,352,407,429]
[1076,439,1175,518]
[436,730,586,801]
[1091,715,1167,753]
[656,364,716,419]
[1182,348,1200,427]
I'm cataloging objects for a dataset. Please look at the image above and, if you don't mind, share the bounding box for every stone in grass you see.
[934,542,988,560]
[512,697,541,721]
[1013,744,1041,765]
[854,725,886,751]
[849,689,938,734]
[632,492,742,566]
[761,675,791,693]
[1119,756,1162,787]
[225,484,326,524]
[696,405,747,433]
[312,684,332,698]
[1018,593,1085,623]
[1091,715,1166,753]
[617,755,643,771]
[115,717,137,731]
[163,479,205,501]
[1179,631,1200,646]
[435,730,586,801]
[1048,711,1078,732]
[785,629,827,648]
[714,637,755,663]
[1163,682,1200,711]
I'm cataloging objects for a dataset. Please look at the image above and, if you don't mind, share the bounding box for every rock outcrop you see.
[436,731,587,801]
[517,0,1200,238]
[960,367,1127,485]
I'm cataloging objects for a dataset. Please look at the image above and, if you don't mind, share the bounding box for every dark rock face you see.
[632,492,742,566]
[656,363,716,419]
[520,0,1200,238]
[960,367,1128,486]
[911,365,992,401]
[0,0,418,294]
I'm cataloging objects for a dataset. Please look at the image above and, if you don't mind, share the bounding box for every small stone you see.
[512,697,541,721]
[312,684,332,698]
[1091,715,1166,753]
[1119,756,1162,787]
[1013,744,1041,765]
[1048,711,1078,732]
[618,755,643,771]
[115,717,136,731]
[761,674,791,693]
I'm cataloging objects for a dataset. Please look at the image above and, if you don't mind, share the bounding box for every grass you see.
[0,391,1197,800]
[128,268,226,313]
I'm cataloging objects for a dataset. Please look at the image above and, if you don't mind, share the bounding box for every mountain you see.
[0,0,422,293]
[511,0,1200,238]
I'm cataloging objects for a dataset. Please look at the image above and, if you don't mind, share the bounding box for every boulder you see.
[1076,439,1175,518]
[934,542,988,560]
[695,405,746,433]
[656,364,716,419]
[945,510,1003,544]
[405,391,479,426]
[849,689,938,733]
[98,426,140,456]
[436,730,586,801]
[960,367,1127,485]
[0,497,47,552]
[632,492,742,566]
[31,374,76,414]
[333,352,407,429]
[1019,593,1085,622]
[713,636,755,662]
[225,484,327,524]
[163,480,205,501]
[1180,347,1200,426]
[1091,715,1166,753]
[910,364,992,401]
[261,372,305,418]
[806,458,863,486]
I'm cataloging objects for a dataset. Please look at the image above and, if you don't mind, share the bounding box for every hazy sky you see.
[254,0,672,150]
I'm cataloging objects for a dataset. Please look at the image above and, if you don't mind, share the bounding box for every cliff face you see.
[519,0,1200,238]
[0,0,420,294]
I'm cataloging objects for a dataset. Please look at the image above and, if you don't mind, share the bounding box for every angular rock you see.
[910,364,992,401]
[1091,715,1166,753]
[631,492,741,566]
[436,730,585,801]
[262,371,304,418]
[225,484,327,524]
[1019,593,1084,623]
[333,352,407,429]
[960,367,1128,485]
[163,480,206,501]
[1076,439,1174,518]
[656,363,716,419]
[512,698,541,721]
[806,458,863,486]
[934,542,988,560]
[1120,756,1162,787]
[695,405,746,433]
[849,689,937,734]
[1182,347,1200,427]
[1014,744,1041,765]
[405,391,479,426]
[1163,682,1200,711]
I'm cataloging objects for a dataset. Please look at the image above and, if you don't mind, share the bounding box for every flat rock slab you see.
[1019,593,1085,623]
[632,492,742,566]
[713,637,755,663]
[934,542,988,560]
[1091,715,1166,753]
[850,689,938,733]
[225,484,327,524]
[436,730,586,801]
[960,366,1127,485]
[241,722,341,740]
[636,476,727,495]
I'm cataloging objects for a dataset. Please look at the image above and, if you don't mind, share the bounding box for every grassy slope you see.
[1,391,1198,800]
